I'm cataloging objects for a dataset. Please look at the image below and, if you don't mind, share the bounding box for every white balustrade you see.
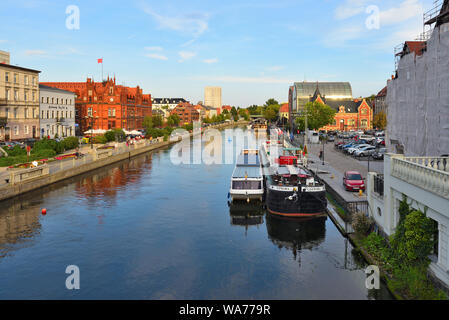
[391,157,449,199]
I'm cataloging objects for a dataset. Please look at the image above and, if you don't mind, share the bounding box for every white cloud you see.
[141,4,209,38]
[322,26,364,47]
[334,0,366,20]
[24,50,46,56]
[145,53,168,60]
[178,51,196,62]
[203,58,218,64]
[379,0,423,26]
[145,46,163,51]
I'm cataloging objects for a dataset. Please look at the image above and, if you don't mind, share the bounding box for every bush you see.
[352,211,373,235]
[93,135,107,144]
[62,136,79,150]
[32,138,64,154]
[104,130,116,142]
[6,145,26,157]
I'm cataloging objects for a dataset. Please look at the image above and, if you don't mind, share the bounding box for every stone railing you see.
[8,164,50,185]
[391,157,449,199]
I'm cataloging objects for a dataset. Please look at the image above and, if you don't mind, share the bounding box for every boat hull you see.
[266,187,327,217]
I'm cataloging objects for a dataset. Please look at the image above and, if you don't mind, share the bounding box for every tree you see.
[264,98,279,107]
[373,111,387,130]
[166,114,180,127]
[152,114,164,127]
[143,116,153,131]
[263,106,277,122]
[294,101,336,131]
[238,108,249,121]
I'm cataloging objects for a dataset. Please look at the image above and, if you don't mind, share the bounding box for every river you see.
[0,127,392,299]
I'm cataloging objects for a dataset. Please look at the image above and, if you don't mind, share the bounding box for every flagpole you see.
[101,57,103,82]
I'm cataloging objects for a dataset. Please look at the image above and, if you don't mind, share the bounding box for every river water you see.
[0,127,392,299]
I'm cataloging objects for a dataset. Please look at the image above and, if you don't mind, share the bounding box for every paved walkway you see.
[304,142,382,202]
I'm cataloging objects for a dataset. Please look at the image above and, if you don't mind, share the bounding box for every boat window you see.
[232,181,261,190]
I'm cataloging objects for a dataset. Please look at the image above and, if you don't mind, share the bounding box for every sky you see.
[0,0,437,107]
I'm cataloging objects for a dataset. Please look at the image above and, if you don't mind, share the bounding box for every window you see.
[5,89,10,101]
[52,111,54,119]
[88,107,93,117]
[33,77,36,86]
[14,90,18,101]
[33,108,36,118]
[52,98,54,104]
[24,126,29,134]
[14,126,19,135]
[24,108,28,118]
[24,91,28,102]
[13,108,18,119]
[32,91,35,101]
[5,108,9,118]
[5,72,9,82]
[361,108,367,115]
[56,98,59,104]
[41,110,44,119]
[25,75,28,85]
[361,119,368,128]
[14,74,18,84]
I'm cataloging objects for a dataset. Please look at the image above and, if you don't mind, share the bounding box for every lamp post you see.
[322,138,325,165]
[85,110,98,149]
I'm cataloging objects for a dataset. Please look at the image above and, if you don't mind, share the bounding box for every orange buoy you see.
[41,208,47,215]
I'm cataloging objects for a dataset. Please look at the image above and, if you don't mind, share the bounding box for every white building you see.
[204,86,222,110]
[367,155,449,289]
[39,84,75,138]
[152,98,187,110]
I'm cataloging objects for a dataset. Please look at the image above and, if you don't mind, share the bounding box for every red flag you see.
[97,58,103,64]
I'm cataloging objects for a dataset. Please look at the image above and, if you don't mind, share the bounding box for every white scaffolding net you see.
[387,23,449,156]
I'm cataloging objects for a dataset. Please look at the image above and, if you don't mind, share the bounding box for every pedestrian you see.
[319,150,323,160]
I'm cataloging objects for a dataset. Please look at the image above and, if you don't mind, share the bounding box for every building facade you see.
[170,103,200,124]
[374,86,387,116]
[39,84,76,138]
[41,77,152,134]
[0,63,40,141]
[308,86,373,131]
[204,86,222,110]
[152,98,187,110]
[0,50,10,64]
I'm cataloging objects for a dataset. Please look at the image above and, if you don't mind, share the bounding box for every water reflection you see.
[266,214,326,265]
[0,197,43,257]
[228,202,264,234]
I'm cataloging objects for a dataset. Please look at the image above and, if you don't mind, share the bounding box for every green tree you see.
[238,108,249,121]
[263,107,277,122]
[264,98,279,107]
[373,111,387,130]
[294,101,336,131]
[143,116,153,131]
[152,114,164,127]
[166,114,180,127]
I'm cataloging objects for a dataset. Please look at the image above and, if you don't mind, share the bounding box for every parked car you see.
[354,146,376,157]
[358,135,375,143]
[343,171,365,191]
[346,144,371,155]
[372,147,387,160]
[375,131,385,137]
[328,135,335,142]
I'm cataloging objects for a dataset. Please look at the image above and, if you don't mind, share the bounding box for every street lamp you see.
[322,138,325,165]
[85,110,98,149]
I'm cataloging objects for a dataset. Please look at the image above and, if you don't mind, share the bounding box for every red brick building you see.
[310,87,373,131]
[170,102,200,125]
[41,77,152,134]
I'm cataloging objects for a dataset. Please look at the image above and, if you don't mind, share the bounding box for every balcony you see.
[391,156,449,199]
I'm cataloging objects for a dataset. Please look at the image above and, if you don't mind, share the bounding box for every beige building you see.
[204,86,222,110]
[0,50,10,64]
[0,62,41,141]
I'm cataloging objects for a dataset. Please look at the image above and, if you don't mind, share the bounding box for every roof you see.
[396,41,427,58]
[314,95,372,113]
[152,98,187,104]
[280,103,289,113]
[236,154,260,167]
[232,166,262,179]
[377,86,387,97]
[39,84,76,95]
[294,82,352,100]
[0,63,41,73]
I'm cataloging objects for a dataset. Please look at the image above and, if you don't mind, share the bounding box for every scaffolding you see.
[393,0,446,73]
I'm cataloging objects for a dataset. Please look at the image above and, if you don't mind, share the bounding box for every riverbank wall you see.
[0,121,247,203]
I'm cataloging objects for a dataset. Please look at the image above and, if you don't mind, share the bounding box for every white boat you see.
[229,149,264,202]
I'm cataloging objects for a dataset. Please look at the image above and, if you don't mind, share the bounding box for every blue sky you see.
[0,0,436,107]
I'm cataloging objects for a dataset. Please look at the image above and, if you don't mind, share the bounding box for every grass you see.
[326,192,348,220]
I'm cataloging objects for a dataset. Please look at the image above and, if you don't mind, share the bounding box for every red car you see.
[343,171,365,191]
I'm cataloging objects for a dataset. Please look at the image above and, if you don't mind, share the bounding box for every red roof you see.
[377,86,387,97]
[280,103,289,113]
